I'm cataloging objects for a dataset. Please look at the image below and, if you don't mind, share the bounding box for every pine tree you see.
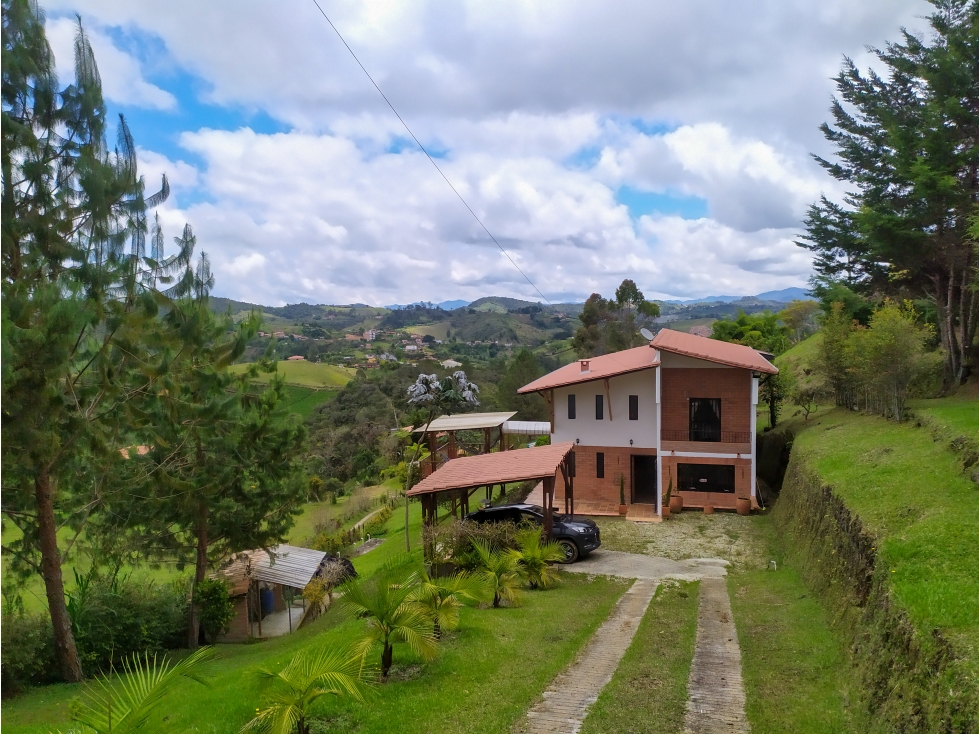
[799,0,979,386]
[1,4,176,681]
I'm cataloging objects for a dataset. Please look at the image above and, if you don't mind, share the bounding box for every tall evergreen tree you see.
[1,3,178,681]
[799,0,979,385]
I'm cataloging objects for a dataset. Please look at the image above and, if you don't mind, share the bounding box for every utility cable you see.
[309,0,551,306]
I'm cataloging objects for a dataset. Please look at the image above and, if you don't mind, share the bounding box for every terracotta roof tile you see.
[517,345,659,393]
[406,442,575,496]
[651,329,778,374]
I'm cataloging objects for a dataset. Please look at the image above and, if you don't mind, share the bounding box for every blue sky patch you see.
[615,186,708,220]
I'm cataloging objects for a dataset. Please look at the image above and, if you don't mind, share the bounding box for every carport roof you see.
[411,411,517,433]
[406,441,575,496]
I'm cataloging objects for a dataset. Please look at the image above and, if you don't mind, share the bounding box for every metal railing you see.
[661,429,752,444]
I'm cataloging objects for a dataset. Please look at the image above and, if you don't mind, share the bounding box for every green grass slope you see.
[229,360,354,388]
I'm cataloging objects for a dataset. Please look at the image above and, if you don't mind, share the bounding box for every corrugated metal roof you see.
[651,329,778,374]
[502,420,551,435]
[407,441,574,496]
[214,544,327,593]
[517,345,660,393]
[412,411,517,432]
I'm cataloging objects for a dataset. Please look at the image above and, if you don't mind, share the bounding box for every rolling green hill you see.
[228,360,355,388]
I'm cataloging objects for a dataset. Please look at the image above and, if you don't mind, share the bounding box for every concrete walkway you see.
[251,602,305,638]
[562,548,729,582]
[516,549,734,734]
[683,577,749,733]
[521,578,660,734]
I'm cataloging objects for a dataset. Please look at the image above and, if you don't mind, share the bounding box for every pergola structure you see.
[411,411,516,474]
[406,441,576,541]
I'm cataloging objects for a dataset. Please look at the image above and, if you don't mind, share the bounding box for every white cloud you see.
[45,17,176,110]
[38,0,932,303]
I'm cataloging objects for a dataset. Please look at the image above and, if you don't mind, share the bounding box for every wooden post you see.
[256,582,263,638]
[483,427,491,455]
[542,476,555,539]
[448,431,457,459]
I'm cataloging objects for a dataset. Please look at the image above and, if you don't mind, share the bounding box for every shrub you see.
[1,609,58,690]
[194,578,234,644]
[66,570,189,675]
[422,518,522,570]
[309,530,353,555]
[362,505,393,536]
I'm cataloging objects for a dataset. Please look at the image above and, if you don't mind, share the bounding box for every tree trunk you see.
[187,500,208,648]
[493,592,500,608]
[381,642,393,681]
[36,468,84,682]
[931,262,978,389]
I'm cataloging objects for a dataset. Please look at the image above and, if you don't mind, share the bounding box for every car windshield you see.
[526,505,546,515]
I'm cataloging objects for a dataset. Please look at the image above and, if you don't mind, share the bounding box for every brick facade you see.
[660,368,751,436]
[660,455,754,510]
[561,445,657,505]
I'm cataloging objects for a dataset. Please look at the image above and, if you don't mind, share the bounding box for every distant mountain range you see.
[387,287,812,311]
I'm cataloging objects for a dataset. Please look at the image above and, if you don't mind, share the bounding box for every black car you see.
[464,503,601,563]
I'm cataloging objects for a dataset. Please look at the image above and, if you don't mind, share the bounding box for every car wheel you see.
[557,538,580,564]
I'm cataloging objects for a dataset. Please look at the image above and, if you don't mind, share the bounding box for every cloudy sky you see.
[44,0,929,306]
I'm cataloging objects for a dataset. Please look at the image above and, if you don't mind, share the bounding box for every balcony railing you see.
[661,429,752,444]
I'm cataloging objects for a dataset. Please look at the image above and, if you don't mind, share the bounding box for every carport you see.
[406,441,576,542]
[411,411,516,474]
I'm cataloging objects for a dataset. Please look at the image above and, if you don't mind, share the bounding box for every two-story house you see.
[517,329,778,515]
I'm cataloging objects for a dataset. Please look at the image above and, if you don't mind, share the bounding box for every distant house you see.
[363,329,377,341]
[273,331,286,338]
[287,355,305,361]
[380,353,397,362]
[441,359,462,368]
[405,345,418,353]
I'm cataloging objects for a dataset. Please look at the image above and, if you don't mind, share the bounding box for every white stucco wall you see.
[552,368,658,448]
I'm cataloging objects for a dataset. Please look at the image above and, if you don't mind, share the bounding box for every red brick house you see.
[518,329,777,515]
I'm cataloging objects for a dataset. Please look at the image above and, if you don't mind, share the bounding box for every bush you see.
[1,610,58,691]
[362,505,393,537]
[66,570,189,675]
[423,518,523,570]
[194,578,234,644]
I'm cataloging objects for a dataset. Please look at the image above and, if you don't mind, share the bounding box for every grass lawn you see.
[730,514,857,733]
[2,571,629,734]
[286,479,400,546]
[277,384,337,417]
[229,360,354,388]
[908,391,979,441]
[792,406,979,678]
[579,581,700,734]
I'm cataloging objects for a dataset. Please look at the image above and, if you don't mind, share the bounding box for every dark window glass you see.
[568,394,576,420]
[595,394,604,420]
[689,398,721,442]
[629,395,639,420]
[596,451,605,478]
[677,463,735,493]
[519,510,542,525]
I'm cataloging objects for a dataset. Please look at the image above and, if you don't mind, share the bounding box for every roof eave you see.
[516,362,659,394]
[655,345,778,374]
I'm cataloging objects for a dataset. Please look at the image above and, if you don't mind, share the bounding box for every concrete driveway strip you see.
[517,549,733,734]
[561,548,729,582]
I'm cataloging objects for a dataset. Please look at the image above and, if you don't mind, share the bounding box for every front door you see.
[632,455,657,504]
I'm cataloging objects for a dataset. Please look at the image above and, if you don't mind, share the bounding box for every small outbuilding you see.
[214,544,341,641]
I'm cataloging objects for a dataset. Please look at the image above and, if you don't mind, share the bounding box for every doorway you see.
[632,455,658,504]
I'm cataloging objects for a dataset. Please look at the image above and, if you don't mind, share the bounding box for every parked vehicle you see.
[463,503,601,563]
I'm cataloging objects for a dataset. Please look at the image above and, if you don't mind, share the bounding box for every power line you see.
[309,0,552,306]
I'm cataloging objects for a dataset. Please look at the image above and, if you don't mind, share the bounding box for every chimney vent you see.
[580,360,590,373]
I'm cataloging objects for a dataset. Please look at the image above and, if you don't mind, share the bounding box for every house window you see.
[677,463,735,493]
[595,394,604,420]
[689,398,721,442]
[596,451,605,478]
[568,394,576,420]
[629,395,639,420]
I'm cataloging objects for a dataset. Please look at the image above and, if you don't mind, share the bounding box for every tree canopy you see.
[572,279,660,358]
[798,0,979,385]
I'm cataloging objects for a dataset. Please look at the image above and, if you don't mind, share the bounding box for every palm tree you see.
[71,647,213,733]
[341,562,437,681]
[509,529,564,590]
[408,570,490,638]
[403,371,480,551]
[241,646,372,734]
[471,539,523,608]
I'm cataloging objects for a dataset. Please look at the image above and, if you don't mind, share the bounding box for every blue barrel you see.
[260,588,274,616]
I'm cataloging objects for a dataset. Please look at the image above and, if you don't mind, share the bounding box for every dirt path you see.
[684,577,749,733]
[519,579,660,734]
